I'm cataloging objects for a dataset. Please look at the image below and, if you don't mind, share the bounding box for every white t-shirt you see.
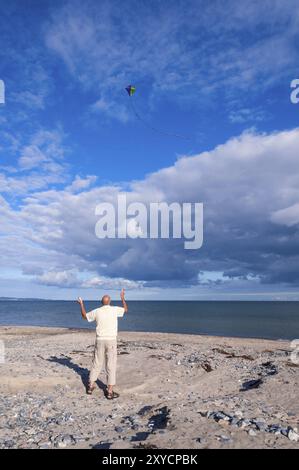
[86,305,125,339]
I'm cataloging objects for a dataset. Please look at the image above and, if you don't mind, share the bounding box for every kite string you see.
[128,98,191,140]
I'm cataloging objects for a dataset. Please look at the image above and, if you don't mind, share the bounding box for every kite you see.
[125,85,136,96]
[125,85,191,140]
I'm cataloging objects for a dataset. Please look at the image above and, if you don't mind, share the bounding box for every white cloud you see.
[0,172,66,195]
[228,107,269,124]
[44,0,299,120]
[90,98,129,123]
[0,128,69,195]
[19,145,48,170]
[36,270,79,288]
[271,202,299,227]
[82,276,143,290]
[11,90,47,110]
[1,127,299,291]
[66,175,97,193]
[34,269,143,290]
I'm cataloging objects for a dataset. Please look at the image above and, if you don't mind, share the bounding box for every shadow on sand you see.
[47,355,106,394]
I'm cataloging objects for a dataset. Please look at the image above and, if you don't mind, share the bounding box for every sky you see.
[0,0,299,300]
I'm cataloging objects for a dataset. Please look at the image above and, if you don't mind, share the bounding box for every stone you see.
[54,434,75,448]
[230,417,240,426]
[201,361,213,372]
[147,407,170,431]
[219,435,231,442]
[261,362,278,376]
[3,440,16,448]
[238,420,250,428]
[38,441,51,449]
[138,405,154,416]
[268,424,281,434]
[280,428,289,437]
[130,432,151,442]
[240,379,263,391]
[115,426,124,433]
[24,428,37,435]
[72,435,86,442]
[214,412,227,421]
[255,421,267,431]
[56,440,67,449]
[288,429,299,442]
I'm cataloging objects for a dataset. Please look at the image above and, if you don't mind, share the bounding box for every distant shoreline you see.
[1,300,297,341]
[1,298,299,302]
[0,324,290,343]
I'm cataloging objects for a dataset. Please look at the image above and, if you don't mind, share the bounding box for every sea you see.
[0,300,298,340]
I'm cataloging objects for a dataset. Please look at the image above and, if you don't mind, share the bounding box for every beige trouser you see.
[89,338,117,386]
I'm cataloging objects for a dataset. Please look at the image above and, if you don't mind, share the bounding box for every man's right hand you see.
[120,288,128,313]
[77,297,87,320]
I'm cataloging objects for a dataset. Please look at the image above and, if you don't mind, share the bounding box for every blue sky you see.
[1,0,299,300]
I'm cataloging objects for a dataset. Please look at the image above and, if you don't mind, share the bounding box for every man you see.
[77,289,128,400]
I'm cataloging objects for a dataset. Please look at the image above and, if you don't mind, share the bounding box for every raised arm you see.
[77,297,87,320]
[120,289,128,313]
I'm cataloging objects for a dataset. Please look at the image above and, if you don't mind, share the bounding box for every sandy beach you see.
[0,326,298,449]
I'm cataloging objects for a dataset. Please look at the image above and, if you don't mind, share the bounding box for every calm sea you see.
[0,300,298,340]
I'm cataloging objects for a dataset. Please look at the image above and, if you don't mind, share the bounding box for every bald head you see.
[101,295,111,305]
